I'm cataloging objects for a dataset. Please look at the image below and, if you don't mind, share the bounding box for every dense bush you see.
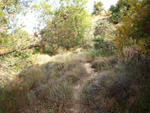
[34,0,90,54]
[94,19,116,39]
[92,19,116,57]
[0,29,37,84]
[109,0,130,24]
[80,52,150,113]
[2,29,38,54]
[93,35,116,56]
[115,0,150,56]
[92,1,104,15]
[0,0,32,48]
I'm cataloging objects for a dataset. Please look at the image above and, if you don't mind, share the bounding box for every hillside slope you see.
[0,16,150,113]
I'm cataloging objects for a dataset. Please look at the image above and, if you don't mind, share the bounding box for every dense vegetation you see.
[92,1,104,15]
[0,0,150,113]
[115,0,150,54]
[109,0,130,24]
[34,0,90,54]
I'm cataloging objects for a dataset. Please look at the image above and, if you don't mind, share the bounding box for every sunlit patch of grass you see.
[2,49,91,112]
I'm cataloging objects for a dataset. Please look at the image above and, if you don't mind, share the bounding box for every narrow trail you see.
[68,63,115,113]
[69,63,97,113]
[33,16,112,113]
[68,16,111,113]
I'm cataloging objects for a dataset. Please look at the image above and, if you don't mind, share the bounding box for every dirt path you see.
[33,16,109,113]
[69,63,97,113]
[67,16,111,113]
[68,62,115,113]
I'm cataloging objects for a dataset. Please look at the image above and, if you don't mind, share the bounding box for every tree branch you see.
[0,44,41,56]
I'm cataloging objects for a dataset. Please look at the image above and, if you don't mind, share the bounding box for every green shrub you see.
[92,1,104,15]
[94,19,116,38]
[115,0,150,55]
[109,0,130,24]
[0,82,31,113]
[34,0,90,54]
[93,35,104,50]
[92,20,116,57]
[93,35,116,57]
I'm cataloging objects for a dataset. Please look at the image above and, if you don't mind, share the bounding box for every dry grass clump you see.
[80,72,117,113]
[19,66,46,89]
[0,62,74,113]
[36,81,73,113]
[23,54,89,112]
[0,66,46,113]
[2,50,90,113]
[91,56,117,72]
[19,80,73,113]
[18,80,73,113]
[41,52,88,83]
[80,72,135,112]
[80,55,150,113]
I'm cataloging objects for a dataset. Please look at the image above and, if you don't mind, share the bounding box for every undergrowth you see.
[80,54,150,113]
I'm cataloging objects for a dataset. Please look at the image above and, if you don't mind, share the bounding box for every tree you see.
[0,0,19,43]
[0,1,30,47]
[0,0,35,55]
[115,0,150,56]
[92,1,104,15]
[109,0,130,24]
[0,0,31,37]
[34,0,90,54]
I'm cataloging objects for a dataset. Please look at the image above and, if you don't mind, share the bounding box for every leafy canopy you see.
[34,0,90,54]
[109,0,130,24]
[92,1,104,15]
[115,0,150,56]
[0,0,32,52]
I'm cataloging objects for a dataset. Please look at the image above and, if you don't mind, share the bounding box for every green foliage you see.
[0,29,35,67]
[0,0,18,46]
[94,19,116,39]
[92,19,116,57]
[6,29,35,52]
[34,0,90,54]
[115,0,150,56]
[109,0,130,24]
[93,35,104,50]
[0,0,31,46]
[0,0,19,28]
[92,35,116,57]
[0,52,34,86]
[92,1,104,15]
